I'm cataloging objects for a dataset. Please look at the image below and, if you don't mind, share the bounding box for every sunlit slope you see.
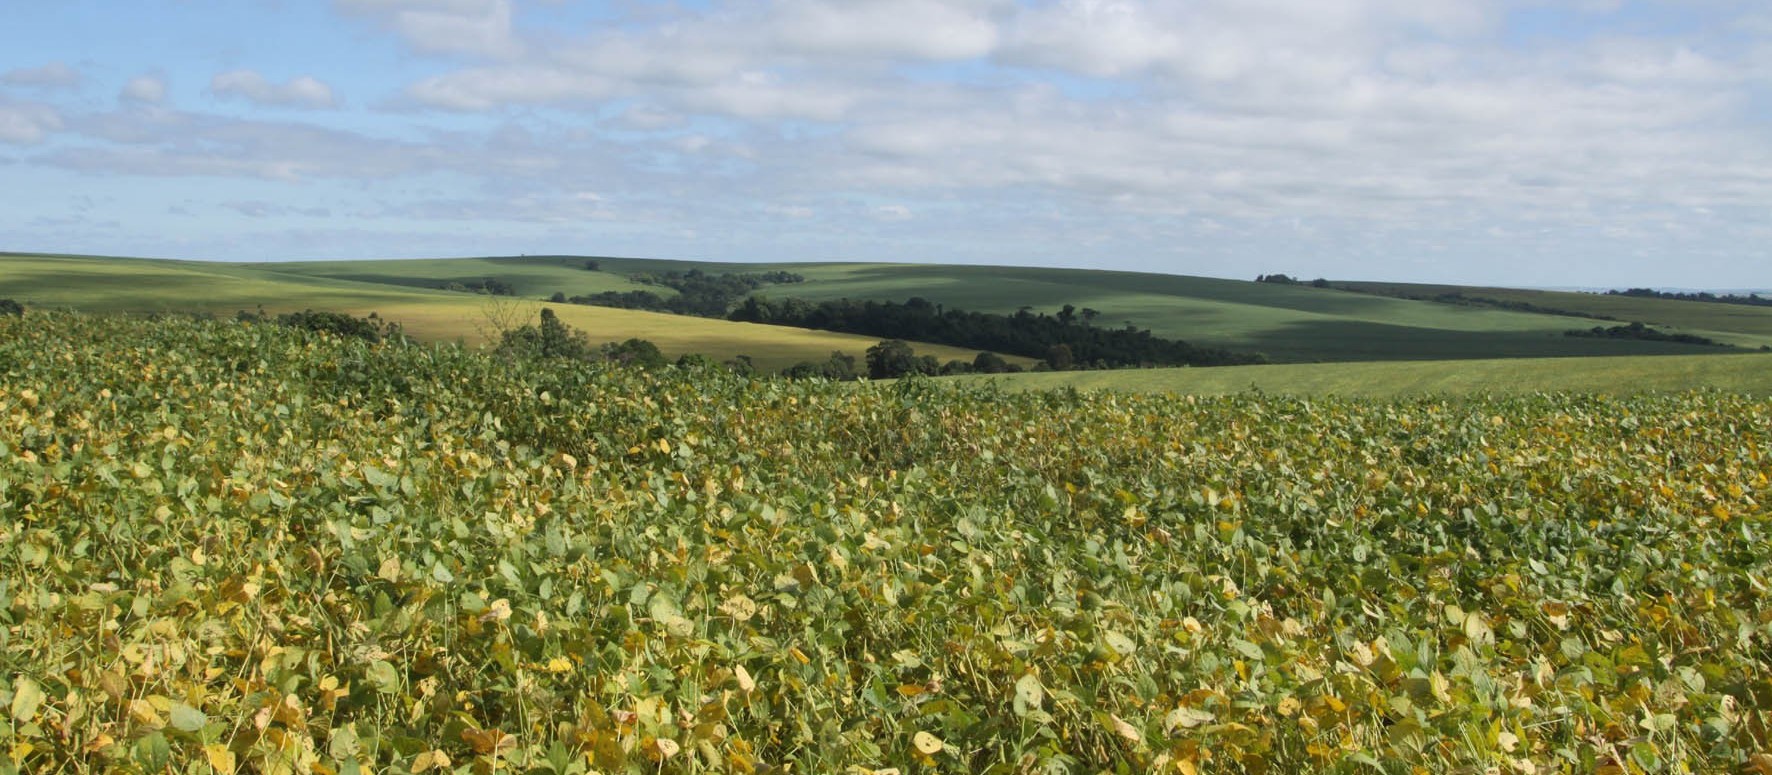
[952,353,1772,398]
[0,254,1005,369]
[259,255,1757,362]
[1338,280,1772,348]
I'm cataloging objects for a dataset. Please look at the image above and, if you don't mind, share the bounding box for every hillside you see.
[951,352,1772,398]
[0,253,1016,371]
[1337,281,1772,348]
[258,255,1772,362]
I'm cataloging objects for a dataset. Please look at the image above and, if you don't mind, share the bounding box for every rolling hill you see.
[258,254,1772,362]
[7,252,1771,392]
[0,253,1014,371]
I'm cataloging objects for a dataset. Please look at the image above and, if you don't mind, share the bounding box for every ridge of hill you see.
[254,254,1772,362]
[0,253,1015,371]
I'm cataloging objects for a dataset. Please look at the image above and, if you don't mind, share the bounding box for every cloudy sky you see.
[2,0,1769,286]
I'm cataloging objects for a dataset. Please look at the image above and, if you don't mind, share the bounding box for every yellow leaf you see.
[735,665,756,692]
[411,749,451,773]
[204,743,237,773]
[9,676,43,722]
[479,598,512,623]
[1276,696,1301,717]
[461,728,517,755]
[912,731,943,755]
[1109,714,1143,743]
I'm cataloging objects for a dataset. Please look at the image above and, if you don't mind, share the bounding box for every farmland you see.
[3,311,1768,772]
[260,255,1772,362]
[960,353,1772,398]
[8,253,1772,372]
[0,254,1011,371]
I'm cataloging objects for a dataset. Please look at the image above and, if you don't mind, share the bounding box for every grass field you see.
[952,352,1772,398]
[10,251,1768,381]
[0,253,1014,371]
[5,311,1768,772]
[258,255,1772,362]
[1339,281,1772,347]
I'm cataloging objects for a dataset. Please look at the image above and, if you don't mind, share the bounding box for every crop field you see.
[1338,282,1772,345]
[260,255,1772,362]
[3,311,1769,773]
[0,254,1006,371]
[960,353,1772,398]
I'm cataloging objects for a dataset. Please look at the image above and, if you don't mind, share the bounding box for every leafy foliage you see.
[0,298,22,317]
[1567,321,1731,347]
[272,309,404,344]
[1609,288,1772,308]
[2,311,1770,773]
[731,296,1264,369]
[567,270,805,318]
[497,308,595,361]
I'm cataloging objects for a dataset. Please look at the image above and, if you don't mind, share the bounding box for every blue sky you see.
[2,0,1769,287]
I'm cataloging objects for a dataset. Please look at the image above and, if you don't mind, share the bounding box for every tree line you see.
[730,296,1263,369]
[1606,288,1772,308]
[552,269,804,318]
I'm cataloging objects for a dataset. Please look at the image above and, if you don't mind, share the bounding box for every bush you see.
[0,298,23,317]
[275,309,394,343]
[497,308,594,361]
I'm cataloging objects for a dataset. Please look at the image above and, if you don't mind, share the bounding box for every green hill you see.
[256,255,1772,362]
[10,251,1770,373]
[0,253,1013,371]
[950,352,1772,398]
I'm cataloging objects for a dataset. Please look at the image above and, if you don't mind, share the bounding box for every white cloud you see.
[120,75,168,105]
[766,0,1006,61]
[210,71,338,109]
[12,0,1772,285]
[0,101,63,144]
[1,62,81,89]
[335,0,521,58]
[407,65,614,110]
[873,204,913,221]
[764,203,815,218]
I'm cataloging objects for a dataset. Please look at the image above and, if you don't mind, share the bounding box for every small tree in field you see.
[0,299,22,317]
[866,339,919,379]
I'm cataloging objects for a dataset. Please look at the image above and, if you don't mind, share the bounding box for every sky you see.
[1,0,1769,287]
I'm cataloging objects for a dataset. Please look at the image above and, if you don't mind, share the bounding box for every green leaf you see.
[168,702,207,733]
[366,660,401,694]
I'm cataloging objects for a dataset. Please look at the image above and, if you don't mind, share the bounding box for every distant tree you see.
[1044,343,1075,371]
[1058,304,1078,326]
[276,309,389,343]
[1080,308,1100,326]
[972,351,1009,374]
[498,308,593,360]
[583,260,601,271]
[725,355,757,377]
[549,291,567,303]
[602,338,667,368]
[866,339,920,379]
[1311,278,1330,288]
[784,351,859,381]
[0,298,24,317]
